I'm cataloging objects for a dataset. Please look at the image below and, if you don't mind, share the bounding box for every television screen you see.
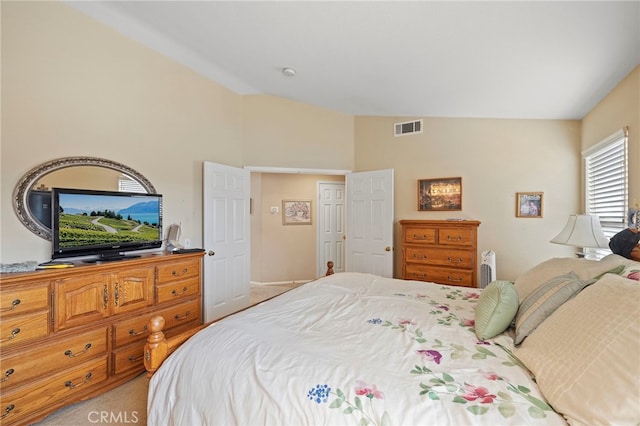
[51,188,163,261]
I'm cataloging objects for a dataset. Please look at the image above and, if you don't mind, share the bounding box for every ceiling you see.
[67,1,640,120]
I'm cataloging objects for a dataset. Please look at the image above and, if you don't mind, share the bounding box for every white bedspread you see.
[148,273,567,425]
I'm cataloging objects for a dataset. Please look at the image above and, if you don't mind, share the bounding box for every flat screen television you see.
[51,187,163,262]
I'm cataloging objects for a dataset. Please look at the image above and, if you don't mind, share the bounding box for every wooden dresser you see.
[400,220,480,288]
[0,252,203,426]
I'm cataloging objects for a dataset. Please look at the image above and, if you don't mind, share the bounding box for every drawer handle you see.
[171,287,188,296]
[64,343,92,358]
[411,273,427,279]
[114,283,119,307]
[446,235,463,241]
[103,284,109,309]
[0,328,21,343]
[412,234,428,240]
[413,254,428,260]
[65,372,93,389]
[0,299,21,312]
[174,311,191,321]
[1,404,15,419]
[447,275,463,282]
[447,256,463,264]
[128,354,144,362]
[1,368,15,383]
[129,325,148,336]
[172,268,188,276]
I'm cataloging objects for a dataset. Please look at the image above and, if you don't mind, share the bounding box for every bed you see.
[145,254,640,425]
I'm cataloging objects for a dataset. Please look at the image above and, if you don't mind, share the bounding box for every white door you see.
[346,169,394,277]
[317,182,345,276]
[203,162,250,322]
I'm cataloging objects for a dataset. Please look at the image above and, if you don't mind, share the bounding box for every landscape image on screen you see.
[57,193,161,248]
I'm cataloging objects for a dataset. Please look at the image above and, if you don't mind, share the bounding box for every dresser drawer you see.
[163,298,201,331]
[112,314,151,348]
[156,259,200,284]
[112,299,201,348]
[0,285,48,320]
[403,227,436,244]
[404,264,474,287]
[404,247,474,268]
[156,277,200,304]
[436,227,475,247]
[0,356,108,426]
[0,311,49,349]
[0,327,107,392]
[112,343,145,376]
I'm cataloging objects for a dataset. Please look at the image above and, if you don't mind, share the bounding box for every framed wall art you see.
[282,200,312,225]
[516,192,543,218]
[418,177,462,211]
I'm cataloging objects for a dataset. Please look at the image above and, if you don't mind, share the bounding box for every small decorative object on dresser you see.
[400,219,480,287]
[0,252,204,426]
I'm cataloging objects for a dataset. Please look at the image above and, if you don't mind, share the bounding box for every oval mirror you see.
[13,157,157,240]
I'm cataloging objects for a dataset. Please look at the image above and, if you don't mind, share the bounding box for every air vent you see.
[394,119,423,137]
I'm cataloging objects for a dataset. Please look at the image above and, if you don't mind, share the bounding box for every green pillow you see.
[474,280,519,340]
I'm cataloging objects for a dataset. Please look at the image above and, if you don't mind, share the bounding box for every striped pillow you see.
[514,272,595,345]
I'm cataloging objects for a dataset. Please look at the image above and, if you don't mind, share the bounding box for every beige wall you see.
[2,2,634,284]
[0,2,355,266]
[251,173,344,283]
[582,66,640,208]
[242,95,355,171]
[1,1,243,263]
[354,117,581,280]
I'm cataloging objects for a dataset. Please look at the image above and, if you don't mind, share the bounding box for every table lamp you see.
[550,214,609,258]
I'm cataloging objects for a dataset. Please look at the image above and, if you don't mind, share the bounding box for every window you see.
[118,174,146,193]
[583,127,628,240]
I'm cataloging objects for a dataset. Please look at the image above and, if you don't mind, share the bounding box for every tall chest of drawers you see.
[400,220,481,288]
[0,252,204,426]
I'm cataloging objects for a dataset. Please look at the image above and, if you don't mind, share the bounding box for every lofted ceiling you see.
[67,1,640,120]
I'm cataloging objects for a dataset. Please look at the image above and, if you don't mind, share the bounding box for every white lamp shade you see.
[550,214,609,248]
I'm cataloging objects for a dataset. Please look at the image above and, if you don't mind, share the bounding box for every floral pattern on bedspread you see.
[309,287,555,424]
[147,273,566,426]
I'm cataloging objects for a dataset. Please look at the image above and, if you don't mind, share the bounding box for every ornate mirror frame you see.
[13,156,157,240]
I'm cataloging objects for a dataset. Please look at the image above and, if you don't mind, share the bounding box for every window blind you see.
[118,175,147,193]
[583,127,628,238]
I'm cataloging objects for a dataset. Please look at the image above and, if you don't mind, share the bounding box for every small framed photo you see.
[418,177,462,211]
[282,200,312,225]
[516,192,543,218]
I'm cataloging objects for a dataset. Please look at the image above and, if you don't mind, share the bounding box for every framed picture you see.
[282,200,312,225]
[516,192,543,218]
[418,177,462,211]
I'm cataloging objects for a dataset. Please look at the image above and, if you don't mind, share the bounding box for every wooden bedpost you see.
[326,261,334,276]
[144,316,167,379]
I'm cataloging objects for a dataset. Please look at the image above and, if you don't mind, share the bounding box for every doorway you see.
[249,171,345,284]
[247,167,394,283]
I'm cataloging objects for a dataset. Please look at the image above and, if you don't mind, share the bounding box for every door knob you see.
[207,250,215,256]
[385,246,391,251]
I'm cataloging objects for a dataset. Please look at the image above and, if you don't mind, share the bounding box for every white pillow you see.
[513,256,625,303]
[514,274,640,425]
